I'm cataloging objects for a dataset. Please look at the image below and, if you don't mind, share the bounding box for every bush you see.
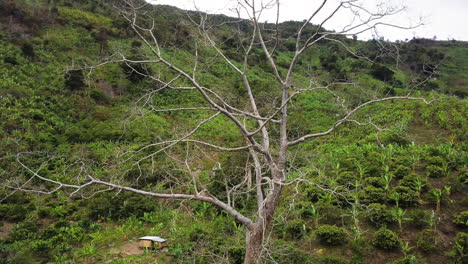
[360,186,386,204]
[408,209,431,228]
[87,192,158,220]
[0,204,28,222]
[64,70,85,91]
[448,232,468,262]
[228,246,245,264]
[370,63,394,82]
[399,174,427,191]
[312,256,349,264]
[391,255,418,264]
[337,171,357,185]
[394,186,419,207]
[374,227,401,250]
[315,225,347,245]
[425,156,445,166]
[364,177,385,188]
[285,219,308,240]
[416,229,436,252]
[304,186,326,203]
[270,239,311,264]
[316,204,343,225]
[392,165,411,179]
[453,211,468,228]
[366,203,396,227]
[426,165,445,178]
[31,240,52,258]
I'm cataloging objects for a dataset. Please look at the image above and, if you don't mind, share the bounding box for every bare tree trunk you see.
[244,182,283,264]
[244,226,264,264]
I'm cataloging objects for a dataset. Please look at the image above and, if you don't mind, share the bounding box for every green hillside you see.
[0,1,467,264]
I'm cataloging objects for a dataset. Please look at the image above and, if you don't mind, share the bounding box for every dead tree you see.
[5,0,430,263]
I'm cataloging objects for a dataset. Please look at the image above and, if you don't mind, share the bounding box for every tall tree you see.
[6,0,429,263]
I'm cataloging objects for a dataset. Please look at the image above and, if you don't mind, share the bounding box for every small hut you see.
[138,236,167,250]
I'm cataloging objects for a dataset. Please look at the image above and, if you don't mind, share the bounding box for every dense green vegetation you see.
[0,0,467,263]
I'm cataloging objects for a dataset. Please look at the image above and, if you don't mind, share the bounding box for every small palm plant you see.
[389,191,401,208]
[319,192,335,204]
[391,207,412,231]
[431,189,443,213]
[356,162,367,180]
[414,176,424,203]
[382,173,393,194]
[444,185,454,203]
[349,204,361,228]
[310,204,320,227]
[401,241,415,256]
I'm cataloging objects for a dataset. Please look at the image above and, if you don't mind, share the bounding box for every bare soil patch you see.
[111,241,144,256]
[0,222,14,238]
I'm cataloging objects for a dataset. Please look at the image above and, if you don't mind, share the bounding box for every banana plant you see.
[428,210,439,232]
[414,176,424,202]
[453,241,466,263]
[332,162,341,177]
[389,191,401,208]
[356,162,367,180]
[349,204,361,228]
[444,185,454,203]
[391,207,412,231]
[351,226,365,242]
[431,189,443,213]
[401,241,415,256]
[382,173,393,193]
[319,192,335,204]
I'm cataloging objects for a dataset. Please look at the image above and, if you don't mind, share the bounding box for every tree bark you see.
[244,182,283,264]
[244,226,264,264]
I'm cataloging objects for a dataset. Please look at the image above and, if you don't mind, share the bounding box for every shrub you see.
[416,229,436,252]
[313,256,349,264]
[391,255,418,264]
[315,225,347,245]
[9,220,40,241]
[399,174,427,191]
[0,204,28,222]
[370,63,394,82]
[304,186,326,203]
[374,227,401,250]
[271,239,311,264]
[285,219,308,240]
[57,7,112,29]
[366,203,396,227]
[454,211,468,228]
[87,192,158,220]
[31,240,52,258]
[392,165,411,179]
[64,70,85,91]
[90,89,110,104]
[316,204,343,225]
[360,186,385,204]
[425,156,445,166]
[448,232,468,262]
[408,209,431,229]
[426,165,445,178]
[364,177,385,188]
[337,171,357,185]
[228,246,245,264]
[394,186,418,207]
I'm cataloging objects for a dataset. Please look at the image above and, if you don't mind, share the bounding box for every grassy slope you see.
[0,1,467,264]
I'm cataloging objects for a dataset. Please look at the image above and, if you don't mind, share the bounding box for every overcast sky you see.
[146,0,468,41]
